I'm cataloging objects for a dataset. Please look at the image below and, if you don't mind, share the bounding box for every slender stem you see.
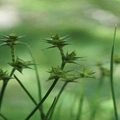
[27,45,42,101]
[0,81,7,111]
[26,44,44,119]
[10,44,15,63]
[0,68,15,111]
[44,97,57,120]
[48,82,68,120]
[25,78,59,120]
[14,75,43,113]
[110,24,118,120]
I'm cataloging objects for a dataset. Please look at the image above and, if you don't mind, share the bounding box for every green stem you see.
[14,75,43,114]
[10,44,15,63]
[0,81,7,111]
[26,44,44,119]
[110,24,118,120]
[0,68,15,111]
[44,97,57,120]
[48,82,68,120]
[25,78,59,120]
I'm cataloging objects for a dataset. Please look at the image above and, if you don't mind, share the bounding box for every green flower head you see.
[47,66,70,81]
[9,57,34,73]
[79,69,95,78]
[0,69,11,81]
[0,32,25,46]
[43,34,70,49]
[65,51,81,64]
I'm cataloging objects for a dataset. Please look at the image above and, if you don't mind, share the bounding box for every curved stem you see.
[26,44,44,119]
[14,75,43,113]
[44,97,57,120]
[110,24,118,120]
[0,81,7,111]
[48,82,68,120]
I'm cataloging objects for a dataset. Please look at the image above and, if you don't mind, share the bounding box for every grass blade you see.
[26,44,45,119]
[110,24,118,120]
[48,82,68,120]
[44,97,57,120]
[14,75,43,113]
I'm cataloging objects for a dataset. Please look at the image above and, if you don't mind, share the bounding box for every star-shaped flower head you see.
[79,69,95,78]
[64,51,81,64]
[47,66,70,81]
[0,32,25,46]
[43,34,70,49]
[9,57,34,73]
[0,69,12,81]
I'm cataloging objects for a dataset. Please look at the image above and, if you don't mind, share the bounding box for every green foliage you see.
[0,28,119,120]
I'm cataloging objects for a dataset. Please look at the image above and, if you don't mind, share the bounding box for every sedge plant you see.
[0,32,44,119]
[110,24,118,120]
[25,34,95,120]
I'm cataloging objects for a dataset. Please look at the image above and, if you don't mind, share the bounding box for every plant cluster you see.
[0,25,119,120]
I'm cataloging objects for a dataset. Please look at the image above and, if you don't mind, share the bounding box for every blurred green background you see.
[0,0,120,120]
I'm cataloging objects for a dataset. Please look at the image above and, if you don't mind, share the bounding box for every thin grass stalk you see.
[27,45,42,101]
[0,68,15,111]
[54,101,63,120]
[48,82,68,120]
[110,24,118,120]
[14,75,43,113]
[10,44,15,63]
[44,97,56,120]
[26,44,45,119]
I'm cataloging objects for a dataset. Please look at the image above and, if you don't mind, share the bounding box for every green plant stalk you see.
[10,44,15,63]
[14,75,43,113]
[27,44,42,101]
[48,82,68,120]
[25,47,66,120]
[76,83,84,120]
[26,44,44,119]
[0,41,16,111]
[0,68,15,111]
[0,113,8,120]
[44,97,57,120]
[110,24,118,120]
